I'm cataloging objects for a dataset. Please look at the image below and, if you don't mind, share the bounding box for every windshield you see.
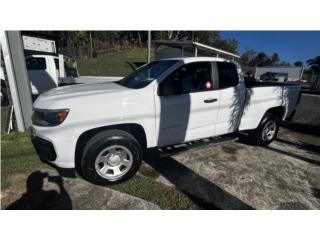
[117,60,178,89]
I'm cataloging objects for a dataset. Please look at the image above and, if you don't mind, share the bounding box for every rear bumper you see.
[31,136,75,178]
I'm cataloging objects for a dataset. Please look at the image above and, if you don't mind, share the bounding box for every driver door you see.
[155,61,220,146]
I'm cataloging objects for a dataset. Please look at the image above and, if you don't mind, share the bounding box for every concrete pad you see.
[138,95,320,209]
[143,127,320,209]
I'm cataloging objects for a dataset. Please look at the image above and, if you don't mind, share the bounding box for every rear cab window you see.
[26,57,47,70]
[54,58,60,70]
[217,62,239,89]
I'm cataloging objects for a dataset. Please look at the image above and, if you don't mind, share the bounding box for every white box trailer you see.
[22,35,57,54]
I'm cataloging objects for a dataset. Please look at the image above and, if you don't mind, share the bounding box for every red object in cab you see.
[205,81,212,89]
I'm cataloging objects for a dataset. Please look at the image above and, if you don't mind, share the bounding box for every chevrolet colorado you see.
[31,57,301,184]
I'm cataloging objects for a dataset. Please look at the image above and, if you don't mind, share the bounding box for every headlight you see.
[32,109,69,126]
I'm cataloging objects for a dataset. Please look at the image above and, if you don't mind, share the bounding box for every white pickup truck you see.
[31,57,301,184]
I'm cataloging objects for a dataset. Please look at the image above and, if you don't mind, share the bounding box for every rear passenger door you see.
[215,62,246,135]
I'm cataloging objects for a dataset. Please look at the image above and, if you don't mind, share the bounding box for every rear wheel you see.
[249,113,279,146]
[80,130,142,185]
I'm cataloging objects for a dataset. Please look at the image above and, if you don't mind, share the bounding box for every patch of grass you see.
[1,131,50,190]
[77,48,154,77]
[1,106,9,133]
[111,175,200,210]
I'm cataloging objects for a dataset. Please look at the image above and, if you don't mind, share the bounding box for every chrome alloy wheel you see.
[262,120,276,141]
[94,145,133,181]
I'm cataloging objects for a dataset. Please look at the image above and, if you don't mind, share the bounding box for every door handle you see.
[204,98,218,103]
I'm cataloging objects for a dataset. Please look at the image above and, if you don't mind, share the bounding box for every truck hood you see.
[42,82,127,97]
[34,82,132,109]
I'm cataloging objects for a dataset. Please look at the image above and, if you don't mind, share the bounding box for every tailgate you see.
[282,84,301,119]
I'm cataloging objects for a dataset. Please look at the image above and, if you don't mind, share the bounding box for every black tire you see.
[80,130,142,185]
[1,85,9,106]
[248,113,279,146]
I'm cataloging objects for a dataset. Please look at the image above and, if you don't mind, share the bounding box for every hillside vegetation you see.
[77,48,153,77]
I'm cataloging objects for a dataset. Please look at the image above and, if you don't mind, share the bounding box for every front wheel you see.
[248,113,279,146]
[80,130,142,185]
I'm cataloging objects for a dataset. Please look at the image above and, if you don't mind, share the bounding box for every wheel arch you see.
[74,123,147,172]
[265,106,286,121]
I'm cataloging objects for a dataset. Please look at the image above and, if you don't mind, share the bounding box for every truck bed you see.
[245,81,300,88]
[239,81,301,131]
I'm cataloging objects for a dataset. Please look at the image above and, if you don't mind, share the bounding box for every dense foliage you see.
[25,31,307,68]
[28,31,239,57]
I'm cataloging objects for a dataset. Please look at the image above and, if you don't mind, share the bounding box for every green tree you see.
[279,61,291,66]
[307,56,320,72]
[213,38,238,54]
[294,61,303,67]
[253,52,271,67]
[153,31,238,53]
[240,47,257,66]
[271,53,280,65]
[28,31,239,57]
[307,56,320,90]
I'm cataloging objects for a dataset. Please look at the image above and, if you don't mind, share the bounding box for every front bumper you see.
[31,135,75,178]
[31,136,57,162]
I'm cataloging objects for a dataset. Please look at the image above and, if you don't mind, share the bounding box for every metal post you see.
[89,31,93,58]
[299,66,304,80]
[0,31,33,132]
[194,47,198,57]
[147,31,151,63]
[59,54,65,77]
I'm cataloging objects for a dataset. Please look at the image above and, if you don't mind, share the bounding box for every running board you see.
[159,134,239,158]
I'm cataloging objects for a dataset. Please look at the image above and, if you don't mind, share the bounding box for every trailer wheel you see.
[80,130,142,185]
[249,113,279,146]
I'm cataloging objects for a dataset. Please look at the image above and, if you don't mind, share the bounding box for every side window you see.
[217,62,239,89]
[54,59,60,70]
[159,62,213,96]
[26,57,46,70]
[182,62,213,93]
